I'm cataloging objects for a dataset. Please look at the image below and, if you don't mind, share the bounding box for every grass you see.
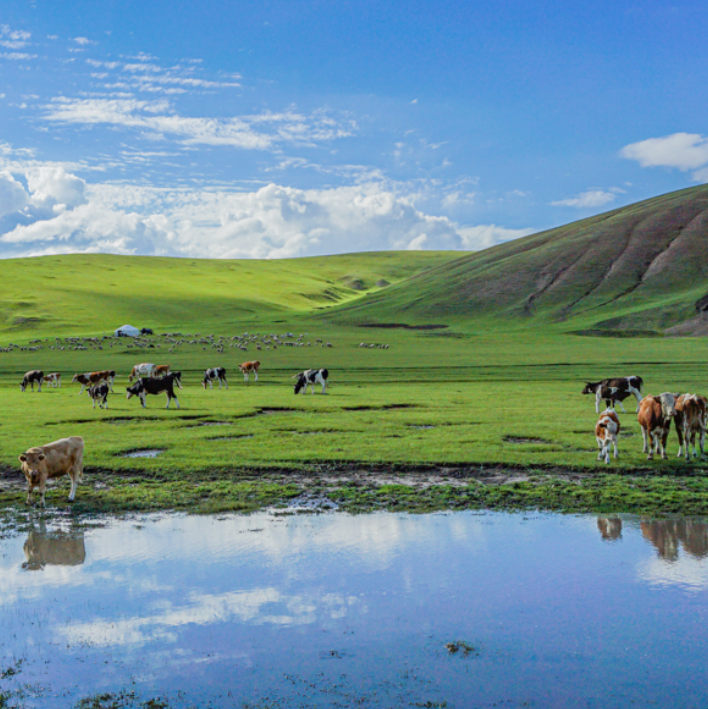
[1,252,708,516]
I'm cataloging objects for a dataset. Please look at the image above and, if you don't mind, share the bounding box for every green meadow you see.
[1,250,708,515]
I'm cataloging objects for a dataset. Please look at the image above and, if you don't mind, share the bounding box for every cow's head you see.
[71,373,81,383]
[171,371,183,389]
[294,374,306,394]
[581,382,598,395]
[18,449,46,486]
[659,392,678,418]
[19,378,27,392]
[126,382,143,400]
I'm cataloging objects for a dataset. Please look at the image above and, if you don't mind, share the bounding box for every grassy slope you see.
[330,184,708,331]
[0,251,460,337]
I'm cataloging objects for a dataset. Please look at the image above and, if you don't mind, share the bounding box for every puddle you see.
[503,435,551,444]
[118,449,165,458]
[285,492,340,511]
[1,513,707,707]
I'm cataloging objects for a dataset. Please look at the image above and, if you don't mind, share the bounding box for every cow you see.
[129,362,157,382]
[72,371,112,395]
[674,393,708,461]
[239,360,260,382]
[22,529,86,571]
[87,383,110,409]
[582,376,644,414]
[595,409,620,464]
[154,364,171,377]
[126,372,181,408]
[202,367,227,389]
[20,370,44,392]
[44,372,61,388]
[293,368,329,394]
[18,436,84,507]
[637,393,678,460]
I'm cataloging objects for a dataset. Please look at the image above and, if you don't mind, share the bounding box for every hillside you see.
[332,185,708,334]
[0,251,460,337]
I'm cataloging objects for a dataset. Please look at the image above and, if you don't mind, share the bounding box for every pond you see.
[1,511,707,708]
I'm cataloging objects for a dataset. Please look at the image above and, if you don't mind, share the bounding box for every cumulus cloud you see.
[26,166,87,212]
[0,170,29,217]
[551,190,616,208]
[620,132,708,173]
[457,224,535,250]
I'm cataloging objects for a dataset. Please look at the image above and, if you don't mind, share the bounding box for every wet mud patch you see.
[503,435,551,444]
[344,404,417,411]
[186,420,232,428]
[118,449,166,459]
[207,435,254,442]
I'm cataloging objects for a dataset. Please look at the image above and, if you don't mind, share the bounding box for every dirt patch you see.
[344,404,416,411]
[358,323,448,330]
[207,435,254,441]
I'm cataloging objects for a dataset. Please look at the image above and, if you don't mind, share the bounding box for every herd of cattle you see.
[583,375,707,464]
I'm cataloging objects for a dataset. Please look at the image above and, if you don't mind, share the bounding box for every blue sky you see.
[0,0,707,259]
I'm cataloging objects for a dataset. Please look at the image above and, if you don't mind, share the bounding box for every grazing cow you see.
[674,393,708,461]
[129,362,157,382]
[595,409,620,464]
[18,436,84,507]
[87,383,110,409]
[126,372,181,408]
[293,368,329,394]
[72,371,112,395]
[44,372,61,388]
[582,376,644,413]
[20,370,44,392]
[154,364,171,377]
[202,367,227,389]
[637,393,678,460]
[239,360,260,382]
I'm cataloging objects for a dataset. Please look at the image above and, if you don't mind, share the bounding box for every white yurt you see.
[115,324,140,337]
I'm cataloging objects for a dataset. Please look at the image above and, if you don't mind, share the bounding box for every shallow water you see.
[1,511,708,708]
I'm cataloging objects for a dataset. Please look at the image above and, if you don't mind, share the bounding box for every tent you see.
[115,324,140,338]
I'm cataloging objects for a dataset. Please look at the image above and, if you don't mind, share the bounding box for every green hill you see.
[332,184,708,335]
[0,251,460,337]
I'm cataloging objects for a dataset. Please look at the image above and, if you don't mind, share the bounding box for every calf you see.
[293,368,329,394]
[20,370,44,392]
[154,364,171,377]
[72,371,110,395]
[595,409,620,464]
[18,436,84,507]
[44,372,61,388]
[637,393,678,460]
[582,376,644,413]
[674,393,708,461]
[126,372,181,408]
[129,362,156,382]
[239,360,260,382]
[202,367,227,389]
[88,383,110,409]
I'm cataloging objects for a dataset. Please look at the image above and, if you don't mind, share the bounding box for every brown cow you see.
[18,436,84,507]
[71,370,115,394]
[44,372,61,388]
[154,364,171,377]
[239,360,260,382]
[674,393,708,461]
[637,393,678,460]
[595,409,620,464]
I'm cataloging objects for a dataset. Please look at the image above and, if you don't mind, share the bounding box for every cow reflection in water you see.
[597,517,623,541]
[22,526,86,571]
[640,519,708,562]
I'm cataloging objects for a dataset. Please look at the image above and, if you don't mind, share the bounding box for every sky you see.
[0,0,707,260]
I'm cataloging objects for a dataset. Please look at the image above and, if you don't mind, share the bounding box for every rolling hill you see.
[332,184,708,335]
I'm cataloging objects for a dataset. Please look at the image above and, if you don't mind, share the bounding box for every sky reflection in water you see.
[1,511,708,708]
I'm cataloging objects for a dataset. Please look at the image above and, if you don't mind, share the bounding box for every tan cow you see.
[637,393,678,460]
[239,360,260,382]
[595,409,620,464]
[674,393,708,461]
[22,529,86,570]
[154,364,171,377]
[72,371,111,394]
[19,436,84,507]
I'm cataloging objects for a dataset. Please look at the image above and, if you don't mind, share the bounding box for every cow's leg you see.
[617,400,627,414]
[612,436,619,460]
[660,427,669,459]
[676,419,685,458]
[68,471,78,502]
[224,377,228,389]
[38,478,47,508]
[629,385,643,412]
[641,426,648,454]
[595,388,602,414]
[104,397,108,409]
[93,398,97,409]
[254,371,258,382]
[596,437,604,461]
[26,481,34,505]
[140,394,146,408]
[79,384,85,395]
[174,396,180,409]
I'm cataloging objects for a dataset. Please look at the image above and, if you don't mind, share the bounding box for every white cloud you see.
[621,133,708,173]
[457,224,535,250]
[0,52,37,60]
[26,166,87,211]
[551,189,616,208]
[73,37,95,46]
[0,170,29,217]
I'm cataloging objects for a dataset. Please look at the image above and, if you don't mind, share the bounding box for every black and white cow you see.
[581,376,643,414]
[293,368,329,395]
[202,367,227,389]
[20,370,44,392]
[87,383,110,409]
[126,373,181,409]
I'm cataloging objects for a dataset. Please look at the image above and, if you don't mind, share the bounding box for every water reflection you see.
[597,517,622,541]
[22,524,86,571]
[640,519,708,561]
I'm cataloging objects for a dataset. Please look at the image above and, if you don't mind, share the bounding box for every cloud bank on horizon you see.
[0,1,705,260]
